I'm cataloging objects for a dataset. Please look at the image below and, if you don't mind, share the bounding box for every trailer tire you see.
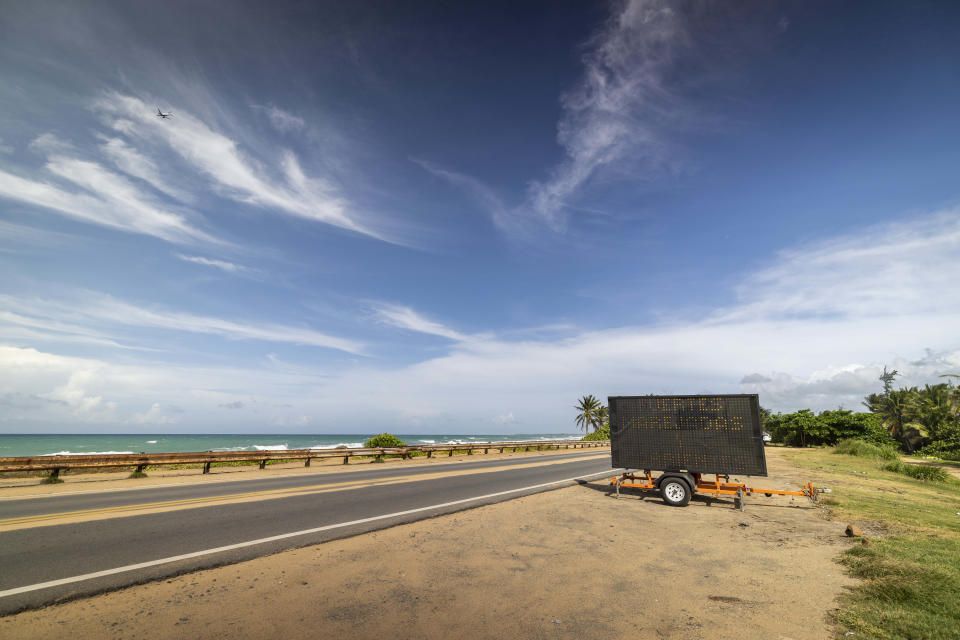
[661,478,691,507]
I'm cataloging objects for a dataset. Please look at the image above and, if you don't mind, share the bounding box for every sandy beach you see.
[1,448,854,639]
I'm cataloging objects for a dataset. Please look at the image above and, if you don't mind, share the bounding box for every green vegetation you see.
[765,409,891,448]
[833,438,900,460]
[766,369,960,458]
[785,447,960,638]
[881,460,950,483]
[582,425,610,441]
[364,433,406,448]
[574,394,605,435]
[864,372,960,455]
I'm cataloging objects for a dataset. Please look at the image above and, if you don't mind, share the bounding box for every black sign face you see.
[609,394,767,476]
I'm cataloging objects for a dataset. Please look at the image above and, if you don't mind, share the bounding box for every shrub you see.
[882,461,950,482]
[768,410,893,448]
[833,439,899,460]
[364,433,406,448]
[582,425,610,441]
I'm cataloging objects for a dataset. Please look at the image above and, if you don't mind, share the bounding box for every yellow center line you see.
[0,454,607,530]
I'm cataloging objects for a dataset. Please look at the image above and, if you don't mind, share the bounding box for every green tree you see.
[865,388,921,451]
[596,405,609,430]
[880,365,899,394]
[364,433,406,448]
[574,395,602,434]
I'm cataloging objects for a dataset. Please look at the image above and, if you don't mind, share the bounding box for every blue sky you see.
[1,0,959,434]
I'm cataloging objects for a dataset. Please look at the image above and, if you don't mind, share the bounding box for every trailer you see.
[607,394,827,511]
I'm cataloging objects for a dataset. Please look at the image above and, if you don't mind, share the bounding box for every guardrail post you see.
[467,448,473,455]
[343,455,349,465]
[427,451,433,458]
[203,462,211,474]
[42,468,64,484]
[304,457,311,467]
[259,459,267,469]
[484,447,489,454]
[448,449,454,457]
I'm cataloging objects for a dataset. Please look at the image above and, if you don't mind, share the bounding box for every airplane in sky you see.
[155,106,173,119]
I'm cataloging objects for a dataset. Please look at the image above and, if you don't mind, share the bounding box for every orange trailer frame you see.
[610,471,826,511]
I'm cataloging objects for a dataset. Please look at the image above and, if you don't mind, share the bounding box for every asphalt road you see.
[0,451,614,614]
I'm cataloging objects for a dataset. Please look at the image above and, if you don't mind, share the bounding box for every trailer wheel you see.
[661,479,691,507]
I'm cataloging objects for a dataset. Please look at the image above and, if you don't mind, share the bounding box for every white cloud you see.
[254,105,305,133]
[0,292,366,355]
[724,211,960,321]
[0,154,217,245]
[528,0,688,230]
[1,208,958,431]
[493,412,517,425]
[374,303,468,341]
[414,159,528,235]
[176,253,252,273]
[93,92,387,241]
[0,310,147,350]
[98,135,189,201]
[132,402,180,425]
[28,133,73,154]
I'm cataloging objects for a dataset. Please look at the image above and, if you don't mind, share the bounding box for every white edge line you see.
[0,469,618,599]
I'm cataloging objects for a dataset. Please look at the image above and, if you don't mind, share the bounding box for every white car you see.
[762,431,772,443]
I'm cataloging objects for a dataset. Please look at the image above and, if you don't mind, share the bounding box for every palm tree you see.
[865,387,921,452]
[575,395,602,434]
[596,405,609,430]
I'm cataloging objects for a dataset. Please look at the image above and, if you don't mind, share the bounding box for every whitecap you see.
[146,440,158,444]
[41,450,135,456]
[253,444,288,451]
[309,442,364,450]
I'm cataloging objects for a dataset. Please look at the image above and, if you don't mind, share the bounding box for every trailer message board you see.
[609,394,767,476]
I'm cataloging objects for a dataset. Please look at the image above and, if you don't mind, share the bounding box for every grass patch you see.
[882,461,951,483]
[834,537,960,639]
[834,438,900,460]
[784,448,960,638]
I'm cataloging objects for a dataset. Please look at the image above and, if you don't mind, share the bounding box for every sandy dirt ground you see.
[1,449,855,640]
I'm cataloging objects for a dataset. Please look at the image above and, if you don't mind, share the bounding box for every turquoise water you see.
[0,433,582,457]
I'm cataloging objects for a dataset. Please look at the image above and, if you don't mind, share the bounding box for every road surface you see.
[0,451,614,614]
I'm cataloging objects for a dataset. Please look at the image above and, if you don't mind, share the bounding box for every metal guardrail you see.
[0,440,610,481]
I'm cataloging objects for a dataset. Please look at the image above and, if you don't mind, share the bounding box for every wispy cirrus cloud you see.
[417,0,695,238]
[253,105,305,133]
[374,303,468,341]
[93,92,389,242]
[723,211,960,322]
[176,253,253,274]
[0,154,216,245]
[0,292,366,355]
[528,0,689,230]
[97,135,190,202]
[414,159,529,237]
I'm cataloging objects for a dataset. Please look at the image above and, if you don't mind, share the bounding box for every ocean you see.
[0,433,584,458]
